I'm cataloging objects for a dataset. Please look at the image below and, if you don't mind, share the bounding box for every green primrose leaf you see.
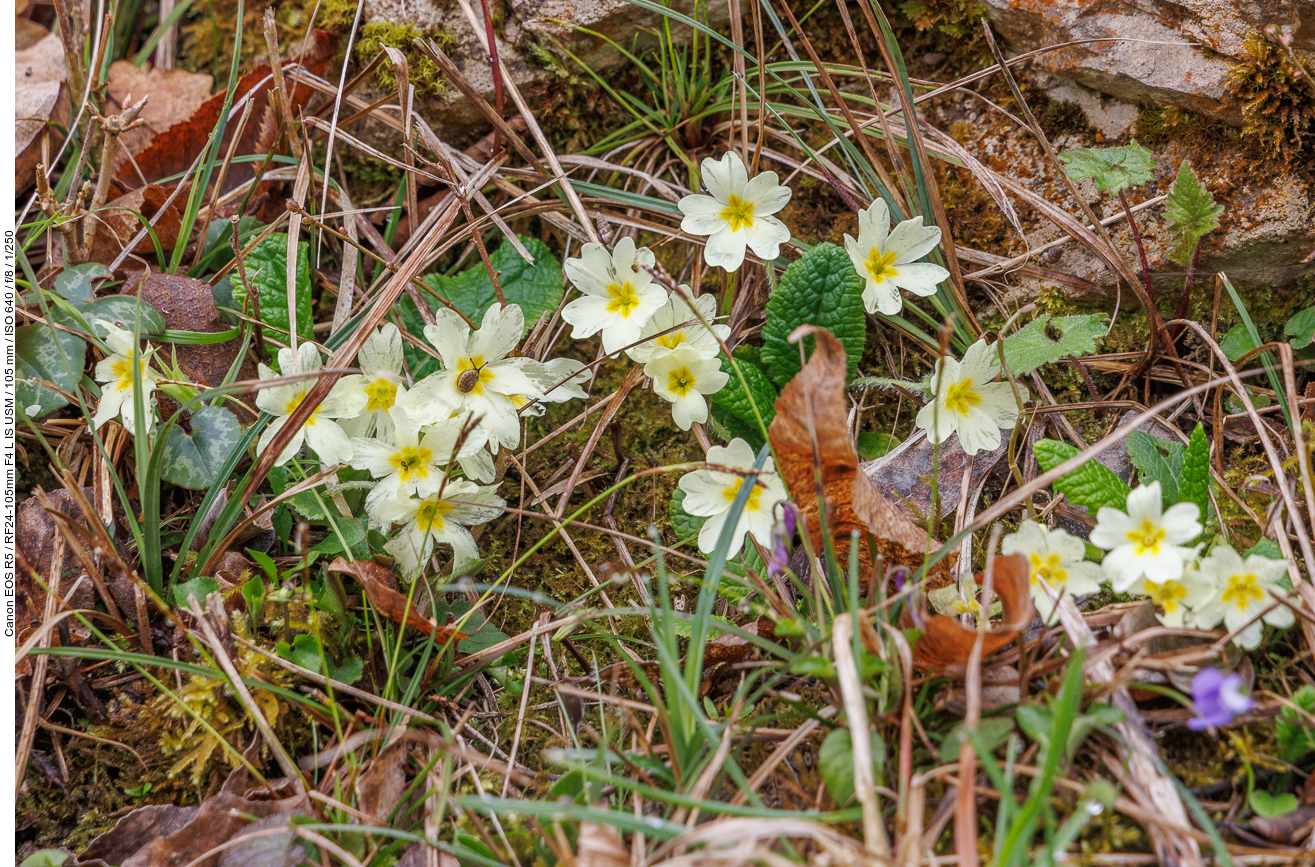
[1057,141,1156,194]
[16,323,87,418]
[1244,538,1284,560]
[820,727,885,806]
[159,406,244,489]
[760,243,866,388]
[1034,438,1131,513]
[246,234,314,341]
[1219,323,1258,362]
[1277,685,1315,764]
[276,634,363,683]
[709,355,778,451]
[423,235,564,334]
[857,431,901,461]
[1284,306,1315,350]
[309,517,368,558]
[669,487,705,543]
[173,575,220,608]
[1125,431,1185,506]
[1178,423,1213,528]
[1164,162,1222,266]
[1001,313,1107,376]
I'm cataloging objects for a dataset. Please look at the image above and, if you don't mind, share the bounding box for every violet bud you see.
[1187,668,1254,730]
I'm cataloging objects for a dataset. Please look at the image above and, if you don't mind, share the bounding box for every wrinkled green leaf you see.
[287,490,330,523]
[1179,423,1213,528]
[1244,538,1284,560]
[761,243,866,388]
[1126,431,1185,506]
[310,517,367,557]
[160,406,244,489]
[423,235,563,333]
[1001,313,1107,376]
[1164,162,1222,266]
[1057,141,1155,194]
[1284,306,1315,350]
[669,488,705,542]
[199,216,263,271]
[1277,685,1315,764]
[1034,439,1131,513]
[709,355,778,451]
[16,323,86,418]
[820,727,884,806]
[246,234,313,340]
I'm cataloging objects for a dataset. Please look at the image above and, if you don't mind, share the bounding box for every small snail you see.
[457,368,481,393]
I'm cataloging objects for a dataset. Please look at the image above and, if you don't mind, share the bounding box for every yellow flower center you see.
[363,377,398,412]
[865,248,899,282]
[111,356,147,392]
[720,194,756,232]
[415,498,454,533]
[283,391,318,426]
[1126,519,1166,555]
[656,330,687,350]
[721,479,764,513]
[943,379,981,416]
[1028,552,1067,586]
[389,445,434,483]
[1145,578,1187,613]
[1221,573,1265,610]
[666,366,697,397]
[606,281,641,317]
[455,356,492,396]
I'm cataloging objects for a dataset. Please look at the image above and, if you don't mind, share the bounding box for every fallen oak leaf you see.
[908,553,1032,677]
[768,325,946,578]
[327,557,468,644]
[106,61,214,168]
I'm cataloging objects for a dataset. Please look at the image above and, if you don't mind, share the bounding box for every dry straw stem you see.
[833,612,891,860]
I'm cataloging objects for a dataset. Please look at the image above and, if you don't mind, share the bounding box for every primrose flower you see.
[342,323,407,441]
[1137,572,1214,629]
[916,338,1027,455]
[256,343,367,467]
[1001,521,1103,622]
[1090,482,1202,592]
[397,304,561,452]
[626,289,730,364]
[644,344,729,430]
[679,151,791,272]
[843,199,950,315]
[562,237,669,355]
[1187,668,1254,730]
[1189,545,1292,649]
[92,321,161,435]
[352,407,493,521]
[376,480,506,577]
[677,437,787,557]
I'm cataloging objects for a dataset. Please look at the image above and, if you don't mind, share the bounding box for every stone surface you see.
[980,0,1314,125]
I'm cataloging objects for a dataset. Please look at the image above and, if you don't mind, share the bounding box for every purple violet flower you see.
[767,503,798,578]
[1187,668,1254,730]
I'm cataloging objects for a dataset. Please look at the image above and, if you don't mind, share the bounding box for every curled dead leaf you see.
[768,325,944,578]
[908,553,1032,677]
[16,30,71,193]
[327,558,468,644]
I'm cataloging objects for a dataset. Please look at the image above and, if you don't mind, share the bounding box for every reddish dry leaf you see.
[106,62,215,169]
[327,558,468,644]
[768,325,944,577]
[909,553,1033,677]
[90,184,183,264]
[115,30,335,193]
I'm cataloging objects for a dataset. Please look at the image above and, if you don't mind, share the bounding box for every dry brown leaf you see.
[578,821,630,867]
[355,739,410,823]
[106,62,214,167]
[327,558,468,644]
[16,29,71,193]
[89,184,183,265]
[1250,805,1315,845]
[768,325,943,577]
[909,553,1032,677]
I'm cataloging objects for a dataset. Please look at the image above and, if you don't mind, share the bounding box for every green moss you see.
[1227,34,1315,168]
[315,0,361,34]
[356,23,454,97]
[897,0,987,40]
[1135,104,1233,148]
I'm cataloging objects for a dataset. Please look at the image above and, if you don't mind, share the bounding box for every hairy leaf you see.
[1001,313,1107,376]
[1057,141,1156,193]
[16,323,86,418]
[1126,431,1185,506]
[1164,161,1222,266]
[761,244,866,388]
[245,234,313,341]
[709,355,778,451]
[1034,439,1131,512]
[423,235,563,333]
[1278,685,1315,764]
[1179,423,1213,528]
[160,405,244,489]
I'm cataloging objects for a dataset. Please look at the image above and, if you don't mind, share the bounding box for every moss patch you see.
[356,23,454,97]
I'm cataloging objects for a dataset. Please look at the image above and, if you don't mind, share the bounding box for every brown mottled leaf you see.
[768,325,942,576]
[356,740,410,823]
[327,558,468,643]
[909,553,1032,677]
